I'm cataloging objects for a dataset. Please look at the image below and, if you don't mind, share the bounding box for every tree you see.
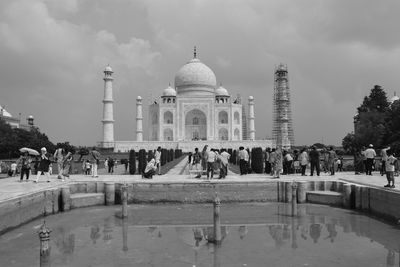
[356,85,389,115]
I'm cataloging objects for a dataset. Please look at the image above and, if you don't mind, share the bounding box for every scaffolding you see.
[237,94,248,141]
[272,64,294,149]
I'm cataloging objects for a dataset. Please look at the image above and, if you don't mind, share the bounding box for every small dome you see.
[28,115,34,119]
[163,86,177,97]
[390,95,399,103]
[216,85,229,96]
[0,105,12,117]
[249,96,254,100]
[105,65,113,72]
[137,96,142,100]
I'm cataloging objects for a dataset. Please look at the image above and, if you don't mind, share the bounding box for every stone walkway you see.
[0,171,398,203]
[166,156,189,175]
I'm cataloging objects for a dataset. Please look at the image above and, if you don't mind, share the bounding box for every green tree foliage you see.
[0,118,55,159]
[129,149,136,174]
[356,85,389,114]
[251,147,263,173]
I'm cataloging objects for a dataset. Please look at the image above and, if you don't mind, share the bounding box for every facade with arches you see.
[148,50,244,142]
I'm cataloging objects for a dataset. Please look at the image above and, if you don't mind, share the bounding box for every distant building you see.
[0,105,36,131]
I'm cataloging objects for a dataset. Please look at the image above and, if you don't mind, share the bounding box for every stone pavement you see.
[0,171,398,203]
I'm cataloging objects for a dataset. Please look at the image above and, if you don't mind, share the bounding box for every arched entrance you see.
[185,109,207,140]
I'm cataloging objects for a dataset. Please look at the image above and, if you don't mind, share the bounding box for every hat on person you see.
[41,147,47,152]
[369,144,373,148]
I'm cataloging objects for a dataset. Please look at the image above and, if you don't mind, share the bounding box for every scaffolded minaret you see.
[272,64,294,149]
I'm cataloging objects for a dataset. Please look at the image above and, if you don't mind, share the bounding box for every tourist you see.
[155,146,162,175]
[201,145,208,171]
[328,147,337,175]
[273,147,283,178]
[322,148,329,173]
[34,147,52,183]
[219,149,230,179]
[192,148,202,178]
[361,146,367,173]
[336,157,343,172]
[85,160,91,175]
[380,146,390,176]
[384,150,396,188]
[90,147,100,177]
[299,148,309,176]
[53,146,65,179]
[188,152,192,170]
[17,152,31,182]
[206,148,217,179]
[104,158,108,172]
[309,146,320,176]
[365,144,376,175]
[238,146,249,175]
[264,148,271,174]
[62,150,73,180]
[143,158,157,179]
[269,148,276,176]
[10,161,17,177]
[284,151,293,175]
[108,158,114,173]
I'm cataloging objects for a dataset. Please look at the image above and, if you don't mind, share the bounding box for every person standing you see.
[10,161,17,176]
[380,146,390,176]
[269,148,276,176]
[201,145,208,172]
[17,152,31,182]
[328,147,337,175]
[361,146,367,173]
[90,147,100,178]
[155,146,162,175]
[273,147,283,178]
[284,151,293,175]
[206,148,217,179]
[365,144,376,175]
[108,158,114,173]
[264,148,271,174]
[62,150,73,180]
[104,158,109,172]
[309,146,320,176]
[384,150,396,188]
[34,147,52,183]
[299,148,309,176]
[238,146,249,175]
[53,146,65,179]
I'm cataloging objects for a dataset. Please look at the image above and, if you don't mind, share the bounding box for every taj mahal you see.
[99,48,292,152]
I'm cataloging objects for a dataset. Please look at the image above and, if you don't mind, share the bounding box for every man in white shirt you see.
[206,149,216,179]
[238,147,249,175]
[365,144,376,175]
[219,149,231,179]
[380,146,390,176]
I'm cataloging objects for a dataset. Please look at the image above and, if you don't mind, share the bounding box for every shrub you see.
[147,150,154,161]
[174,149,181,159]
[129,150,136,174]
[161,149,168,166]
[168,149,174,162]
[251,147,264,173]
[228,149,233,163]
[232,150,237,165]
[138,149,146,174]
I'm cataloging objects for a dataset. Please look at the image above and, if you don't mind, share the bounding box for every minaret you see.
[272,64,294,149]
[248,96,255,140]
[136,96,143,141]
[102,65,114,148]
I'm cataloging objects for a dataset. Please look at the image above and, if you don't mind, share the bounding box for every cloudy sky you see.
[1,0,399,146]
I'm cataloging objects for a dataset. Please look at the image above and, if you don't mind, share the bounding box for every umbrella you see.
[19,147,39,156]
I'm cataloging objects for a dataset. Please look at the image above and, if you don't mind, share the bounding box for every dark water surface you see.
[0,203,399,267]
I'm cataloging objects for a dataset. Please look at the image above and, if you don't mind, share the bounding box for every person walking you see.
[90,147,100,177]
[219,149,230,179]
[10,161,17,177]
[206,148,217,179]
[238,146,249,175]
[17,152,31,182]
[264,148,271,174]
[309,146,320,176]
[284,151,293,175]
[269,148,276,176]
[62,150,73,180]
[299,148,309,176]
[155,146,162,175]
[53,146,65,179]
[365,144,376,175]
[108,158,114,173]
[201,145,208,172]
[34,147,52,183]
[380,146,390,176]
[192,148,202,178]
[384,150,396,188]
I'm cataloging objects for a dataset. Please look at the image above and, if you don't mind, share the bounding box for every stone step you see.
[70,193,105,209]
[306,191,343,207]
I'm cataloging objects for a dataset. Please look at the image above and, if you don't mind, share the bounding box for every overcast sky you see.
[1,0,399,146]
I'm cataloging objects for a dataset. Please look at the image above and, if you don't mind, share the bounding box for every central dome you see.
[174,57,217,96]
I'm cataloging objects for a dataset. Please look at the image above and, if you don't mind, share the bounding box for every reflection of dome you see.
[216,85,229,96]
[0,105,12,117]
[163,86,176,97]
[174,56,217,95]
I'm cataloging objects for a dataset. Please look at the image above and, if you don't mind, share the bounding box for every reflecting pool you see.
[0,203,399,266]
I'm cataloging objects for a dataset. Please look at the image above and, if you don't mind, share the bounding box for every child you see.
[85,160,91,175]
[384,150,397,188]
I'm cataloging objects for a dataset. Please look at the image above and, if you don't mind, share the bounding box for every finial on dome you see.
[194,46,197,58]
[169,82,171,87]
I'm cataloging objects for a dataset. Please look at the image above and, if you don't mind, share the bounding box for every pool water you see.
[0,203,399,267]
